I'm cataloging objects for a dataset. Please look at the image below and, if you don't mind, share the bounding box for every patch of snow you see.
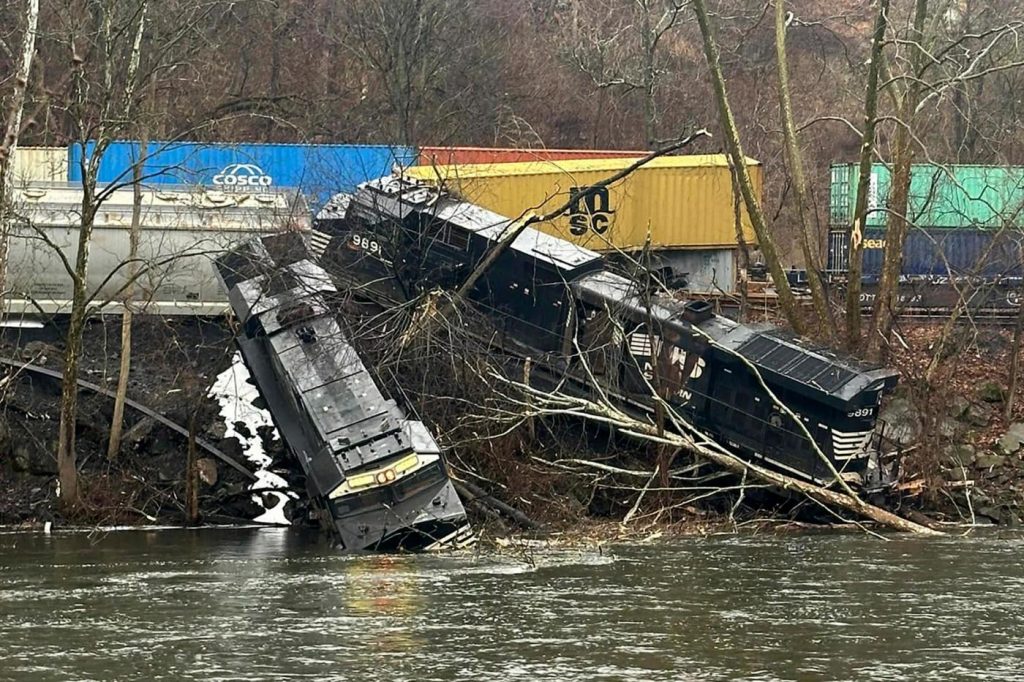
[250,469,293,526]
[208,352,296,526]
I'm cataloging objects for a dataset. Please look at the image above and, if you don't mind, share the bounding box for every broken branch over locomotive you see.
[317,177,901,491]
[214,233,472,551]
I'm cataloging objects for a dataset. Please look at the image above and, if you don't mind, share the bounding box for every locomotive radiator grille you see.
[831,429,874,460]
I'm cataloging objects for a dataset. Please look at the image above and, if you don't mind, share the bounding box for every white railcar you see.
[5,182,309,316]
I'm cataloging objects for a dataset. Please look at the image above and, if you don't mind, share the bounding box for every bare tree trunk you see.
[57,202,96,510]
[185,410,199,525]
[1006,296,1024,421]
[0,0,38,174]
[0,0,40,308]
[692,0,805,335]
[515,383,940,535]
[638,0,658,148]
[729,159,750,320]
[867,0,929,358]
[844,0,889,350]
[58,0,148,509]
[107,138,148,459]
[774,0,833,340]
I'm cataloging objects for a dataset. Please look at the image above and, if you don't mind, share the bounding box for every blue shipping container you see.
[827,228,1024,282]
[68,141,417,208]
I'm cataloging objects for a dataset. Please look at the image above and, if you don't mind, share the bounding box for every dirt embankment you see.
[0,317,302,528]
[882,324,1024,526]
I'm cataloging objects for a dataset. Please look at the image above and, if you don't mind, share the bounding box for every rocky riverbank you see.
[884,325,1024,526]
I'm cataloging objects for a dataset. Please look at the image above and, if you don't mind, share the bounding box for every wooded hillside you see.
[5,0,1024,245]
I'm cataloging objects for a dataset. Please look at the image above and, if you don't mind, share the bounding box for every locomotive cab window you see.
[444,225,470,250]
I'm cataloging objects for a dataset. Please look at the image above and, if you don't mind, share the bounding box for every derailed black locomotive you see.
[317,177,902,491]
[215,233,473,551]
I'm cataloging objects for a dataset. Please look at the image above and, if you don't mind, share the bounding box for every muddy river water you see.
[2,527,1022,681]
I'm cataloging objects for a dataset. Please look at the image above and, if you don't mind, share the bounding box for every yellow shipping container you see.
[405,154,761,251]
[10,147,67,183]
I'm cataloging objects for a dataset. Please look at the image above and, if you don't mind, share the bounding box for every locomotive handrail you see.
[0,355,258,482]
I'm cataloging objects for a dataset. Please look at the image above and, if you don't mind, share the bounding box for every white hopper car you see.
[5,182,310,316]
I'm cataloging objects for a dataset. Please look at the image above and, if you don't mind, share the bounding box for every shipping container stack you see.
[827,162,1024,312]
[405,154,761,294]
[11,143,759,304]
[66,141,418,210]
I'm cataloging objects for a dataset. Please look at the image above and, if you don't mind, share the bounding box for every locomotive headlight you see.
[329,454,424,500]
[393,454,420,474]
[347,472,376,489]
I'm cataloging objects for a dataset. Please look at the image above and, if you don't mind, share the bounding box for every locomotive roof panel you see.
[736,334,856,392]
[507,226,601,270]
[726,330,899,404]
[437,200,602,271]
[226,260,336,329]
[266,308,411,470]
[218,249,414,473]
[572,270,740,338]
[353,175,604,274]
[316,192,353,221]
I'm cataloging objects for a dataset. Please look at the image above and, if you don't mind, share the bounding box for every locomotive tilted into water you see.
[316,177,902,492]
[215,233,473,551]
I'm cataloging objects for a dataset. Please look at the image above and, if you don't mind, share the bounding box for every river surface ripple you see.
[1,527,1022,681]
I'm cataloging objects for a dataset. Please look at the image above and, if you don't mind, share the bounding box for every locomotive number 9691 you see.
[349,234,382,255]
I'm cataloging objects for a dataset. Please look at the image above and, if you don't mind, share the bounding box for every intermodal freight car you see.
[214,233,472,551]
[827,163,1024,312]
[70,141,417,209]
[317,177,901,492]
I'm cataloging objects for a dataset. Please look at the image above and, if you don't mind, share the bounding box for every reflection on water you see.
[343,555,426,654]
[2,527,1024,681]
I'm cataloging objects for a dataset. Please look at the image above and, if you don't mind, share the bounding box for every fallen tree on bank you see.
[352,288,940,537]
[484,363,940,536]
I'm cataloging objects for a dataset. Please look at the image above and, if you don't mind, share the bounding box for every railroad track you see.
[692,289,1023,326]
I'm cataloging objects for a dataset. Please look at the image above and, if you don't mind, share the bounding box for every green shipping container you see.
[829,163,1024,230]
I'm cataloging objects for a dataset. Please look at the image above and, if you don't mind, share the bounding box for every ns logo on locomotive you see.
[315,176,902,494]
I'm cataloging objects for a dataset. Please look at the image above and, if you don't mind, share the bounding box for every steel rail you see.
[0,355,257,481]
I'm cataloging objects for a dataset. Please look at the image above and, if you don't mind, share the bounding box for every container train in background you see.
[827,162,1024,314]
[14,144,756,296]
[214,233,472,551]
[67,142,418,210]
[14,144,650,209]
[316,177,901,492]
[5,182,309,317]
